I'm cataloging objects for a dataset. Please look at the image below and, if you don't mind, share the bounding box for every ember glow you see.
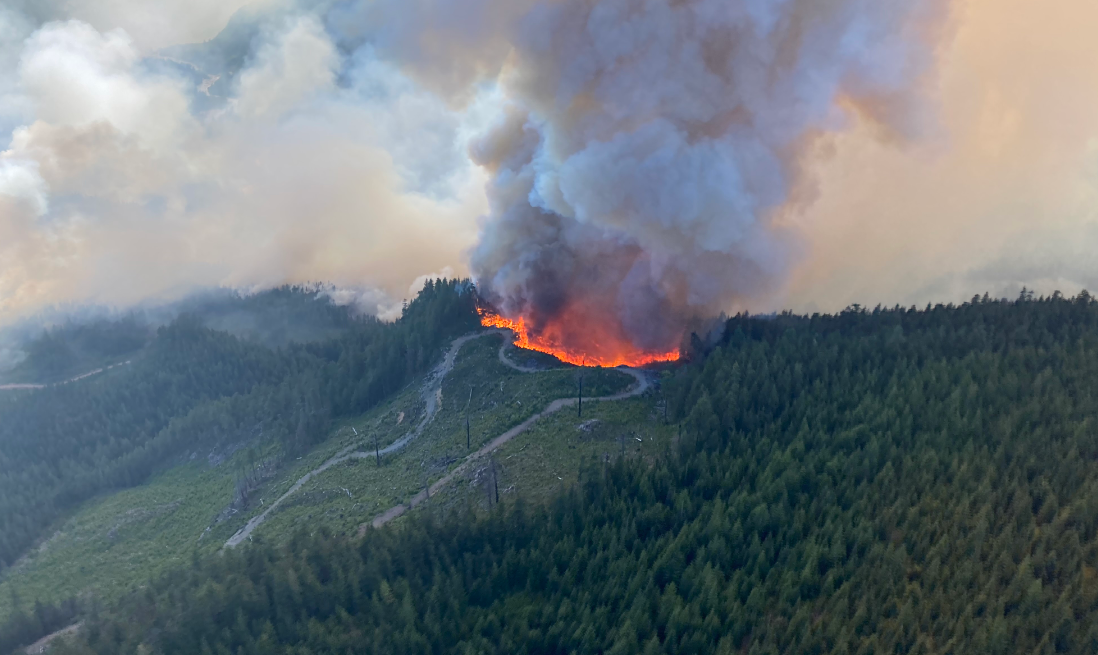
[478,308,680,368]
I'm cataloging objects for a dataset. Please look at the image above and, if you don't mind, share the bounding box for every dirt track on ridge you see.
[362,339,649,532]
[224,330,650,546]
[0,361,131,391]
[225,332,492,548]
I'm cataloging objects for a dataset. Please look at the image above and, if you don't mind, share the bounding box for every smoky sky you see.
[0,0,487,321]
[462,0,947,351]
[2,0,1098,333]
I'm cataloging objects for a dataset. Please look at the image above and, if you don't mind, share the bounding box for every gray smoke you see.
[460,0,948,354]
[1,0,953,341]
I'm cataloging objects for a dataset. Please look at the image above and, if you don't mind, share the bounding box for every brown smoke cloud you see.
[785,0,1098,311]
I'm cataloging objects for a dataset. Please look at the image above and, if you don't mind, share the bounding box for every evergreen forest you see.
[0,281,478,584]
[5,290,1098,654]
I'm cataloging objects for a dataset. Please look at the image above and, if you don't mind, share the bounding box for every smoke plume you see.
[6,0,1098,350]
[461,0,948,356]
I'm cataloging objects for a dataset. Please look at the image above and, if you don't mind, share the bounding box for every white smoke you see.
[0,160,48,216]
[0,5,485,322]
[235,15,337,120]
[8,0,1098,341]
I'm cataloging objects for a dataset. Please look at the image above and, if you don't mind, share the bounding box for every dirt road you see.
[0,361,131,391]
[23,622,82,654]
[226,329,651,546]
[364,367,649,531]
[495,330,540,373]
[224,332,492,548]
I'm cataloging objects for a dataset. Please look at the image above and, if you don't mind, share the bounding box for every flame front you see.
[479,308,680,368]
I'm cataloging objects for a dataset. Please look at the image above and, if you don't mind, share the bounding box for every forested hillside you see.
[171,284,365,347]
[0,316,151,385]
[41,292,1098,654]
[0,284,379,387]
[0,281,478,580]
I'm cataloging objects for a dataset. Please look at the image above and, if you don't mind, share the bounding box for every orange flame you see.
[479,307,680,368]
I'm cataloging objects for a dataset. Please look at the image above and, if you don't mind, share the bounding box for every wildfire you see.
[478,307,680,368]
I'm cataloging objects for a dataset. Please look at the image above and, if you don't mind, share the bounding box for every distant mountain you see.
[0,285,367,385]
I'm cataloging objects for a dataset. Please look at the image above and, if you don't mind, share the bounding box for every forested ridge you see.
[0,316,150,384]
[171,284,366,348]
[28,292,1098,654]
[0,284,364,385]
[0,281,479,585]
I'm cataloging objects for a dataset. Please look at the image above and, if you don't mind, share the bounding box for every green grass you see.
[418,395,676,519]
[0,332,660,621]
[238,333,635,543]
[0,459,237,619]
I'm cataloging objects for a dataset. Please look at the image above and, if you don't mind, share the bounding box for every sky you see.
[0,0,1097,325]
[784,0,1098,312]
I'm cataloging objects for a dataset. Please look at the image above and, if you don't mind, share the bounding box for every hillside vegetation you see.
[15,292,1096,654]
[0,281,478,633]
[0,317,150,385]
[0,285,364,387]
[0,330,635,633]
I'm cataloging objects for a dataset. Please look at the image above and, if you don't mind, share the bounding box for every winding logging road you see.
[225,330,650,547]
[0,361,131,391]
[225,333,490,547]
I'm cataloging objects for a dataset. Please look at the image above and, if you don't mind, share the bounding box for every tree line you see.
[0,280,479,578]
[22,290,1098,654]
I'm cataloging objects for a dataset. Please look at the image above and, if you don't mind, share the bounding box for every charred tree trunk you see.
[485,458,501,507]
[577,373,584,418]
[493,460,500,505]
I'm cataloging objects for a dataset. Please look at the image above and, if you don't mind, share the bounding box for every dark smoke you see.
[463,0,947,353]
[1,0,950,336]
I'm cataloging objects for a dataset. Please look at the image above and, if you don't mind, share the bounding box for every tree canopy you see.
[11,290,1098,654]
[0,281,479,577]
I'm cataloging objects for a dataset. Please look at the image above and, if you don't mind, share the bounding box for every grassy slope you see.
[426,394,677,518]
[0,333,646,620]
[0,406,398,620]
[243,334,634,543]
[0,460,233,619]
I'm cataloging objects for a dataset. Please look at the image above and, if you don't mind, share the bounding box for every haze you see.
[1,0,1096,324]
